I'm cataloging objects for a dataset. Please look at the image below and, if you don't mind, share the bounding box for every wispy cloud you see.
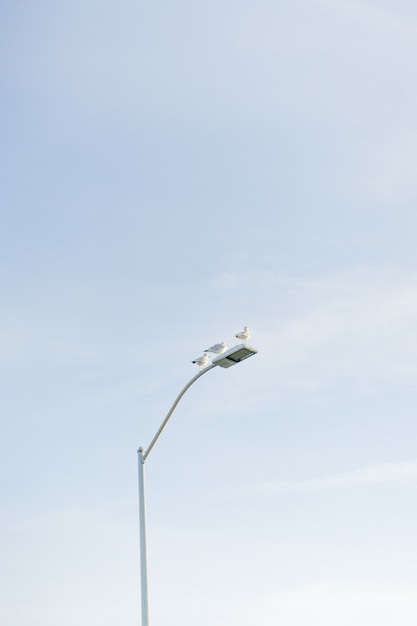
[246,460,417,495]
[258,582,417,626]
[315,0,417,35]
[207,265,417,403]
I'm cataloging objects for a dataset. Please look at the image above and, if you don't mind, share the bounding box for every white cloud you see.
[245,460,417,495]
[315,0,417,34]
[259,582,417,626]
[149,580,417,626]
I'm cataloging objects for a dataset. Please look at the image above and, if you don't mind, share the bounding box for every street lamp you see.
[137,342,258,626]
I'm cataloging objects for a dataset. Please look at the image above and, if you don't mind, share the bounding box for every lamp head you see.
[212,343,258,368]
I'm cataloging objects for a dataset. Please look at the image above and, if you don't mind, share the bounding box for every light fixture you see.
[212,343,258,368]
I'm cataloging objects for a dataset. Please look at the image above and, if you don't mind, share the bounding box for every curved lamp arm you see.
[136,362,216,626]
[139,362,217,462]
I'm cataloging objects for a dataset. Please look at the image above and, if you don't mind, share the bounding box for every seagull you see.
[204,341,228,355]
[191,353,210,369]
[235,326,251,343]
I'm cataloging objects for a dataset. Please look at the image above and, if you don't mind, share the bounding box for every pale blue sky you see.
[1,1,417,625]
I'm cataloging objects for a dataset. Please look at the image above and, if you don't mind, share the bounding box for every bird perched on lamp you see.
[204,341,228,355]
[191,353,210,369]
[235,326,250,343]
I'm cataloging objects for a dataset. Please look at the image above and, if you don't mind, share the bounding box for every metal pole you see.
[137,447,149,626]
[137,362,216,626]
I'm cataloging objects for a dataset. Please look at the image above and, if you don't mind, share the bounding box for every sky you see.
[1,1,417,624]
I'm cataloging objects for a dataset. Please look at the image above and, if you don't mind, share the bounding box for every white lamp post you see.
[137,343,258,626]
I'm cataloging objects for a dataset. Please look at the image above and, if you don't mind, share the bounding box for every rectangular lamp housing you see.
[212,343,258,368]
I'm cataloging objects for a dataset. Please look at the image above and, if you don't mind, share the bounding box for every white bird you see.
[191,353,210,368]
[204,341,228,355]
[235,326,251,343]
